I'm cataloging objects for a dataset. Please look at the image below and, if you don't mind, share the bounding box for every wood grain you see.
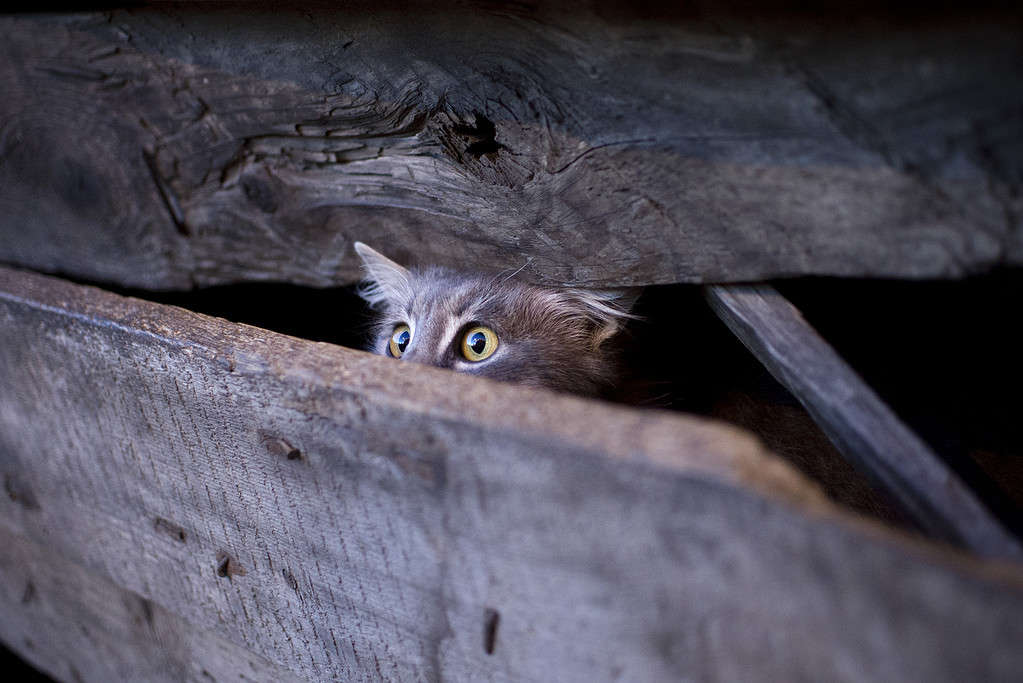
[706,283,1023,560]
[1,5,1021,289]
[0,524,303,683]
[2,265,1023,681]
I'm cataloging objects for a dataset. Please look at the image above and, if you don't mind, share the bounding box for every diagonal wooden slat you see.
[706,283,1022,560]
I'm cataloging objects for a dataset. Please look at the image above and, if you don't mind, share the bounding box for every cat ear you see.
[566,287,642,347]
[596,288,642,315]
[353,242,413,309]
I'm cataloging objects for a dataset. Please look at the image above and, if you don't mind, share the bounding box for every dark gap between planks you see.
[81,270,1023,537]
[776,272,1023,538]
[0,642,56,683]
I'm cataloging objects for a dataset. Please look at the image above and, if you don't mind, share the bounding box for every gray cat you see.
[354,242,635,396]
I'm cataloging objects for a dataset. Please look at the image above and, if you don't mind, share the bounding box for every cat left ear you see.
[353,242,413,309]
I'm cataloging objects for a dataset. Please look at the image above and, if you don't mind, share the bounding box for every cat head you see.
[354,242,637,396]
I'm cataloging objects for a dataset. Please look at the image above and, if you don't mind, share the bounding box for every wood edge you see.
[0,264,828,508]
[5,265,1023,585]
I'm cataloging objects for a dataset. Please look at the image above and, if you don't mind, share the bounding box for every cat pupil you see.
[395,330,410,352]
[469,332,486,354]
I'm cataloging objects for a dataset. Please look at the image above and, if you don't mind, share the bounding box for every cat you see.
[354,242,636,397]
[353,243,908,523]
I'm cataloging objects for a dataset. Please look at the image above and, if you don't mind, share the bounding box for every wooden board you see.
[2,265,1023,681]
[1,4,1021,289]
[706,284,1023,560]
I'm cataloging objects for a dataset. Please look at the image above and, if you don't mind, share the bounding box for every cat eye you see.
[389,323,411,358]
[460,326,498,362]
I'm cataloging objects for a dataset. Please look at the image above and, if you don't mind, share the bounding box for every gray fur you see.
[354,242,635,396]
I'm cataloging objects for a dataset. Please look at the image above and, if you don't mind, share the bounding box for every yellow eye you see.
[389,323,411,358]
[461,326,498,362]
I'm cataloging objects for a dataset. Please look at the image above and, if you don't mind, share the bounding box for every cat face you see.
[354,242,634,396]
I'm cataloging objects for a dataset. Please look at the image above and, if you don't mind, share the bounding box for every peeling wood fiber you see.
[1,5,1021,289]
[1,266,1023,681]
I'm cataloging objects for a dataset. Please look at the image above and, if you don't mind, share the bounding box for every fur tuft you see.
[354,241,414,310]
[564,288,641,346]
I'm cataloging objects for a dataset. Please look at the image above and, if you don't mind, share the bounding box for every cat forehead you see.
[404,269,522,316]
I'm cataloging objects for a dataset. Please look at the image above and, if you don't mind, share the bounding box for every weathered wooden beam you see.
[1,5,1021,289]
[0,525,303,683]
[2,265,1023,681]
[705,283,1022,560]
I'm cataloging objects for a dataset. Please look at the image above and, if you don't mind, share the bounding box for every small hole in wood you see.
[139,597,155,627]
[21,581,36,605]
[282,568,299,592]
[215,551,246,579]
[154,516,187,543]
[259,433,305,462]
[4,473,40,510]
[454,112,502,158]
[483,607,500,655]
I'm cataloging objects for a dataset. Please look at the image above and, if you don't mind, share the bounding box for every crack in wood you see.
[453,112,502,158]
[142,149,189,236]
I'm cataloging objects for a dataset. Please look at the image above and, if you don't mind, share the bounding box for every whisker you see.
[499,257,532,285]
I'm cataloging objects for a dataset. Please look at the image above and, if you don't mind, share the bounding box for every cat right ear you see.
[353,242,413,309]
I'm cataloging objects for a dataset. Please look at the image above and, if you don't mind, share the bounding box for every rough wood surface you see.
[1,5,1021,289]
[0,525,303,683]
[2,265,1023,682]
[706,283,1022,560]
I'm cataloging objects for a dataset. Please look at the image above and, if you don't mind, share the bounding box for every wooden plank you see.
[2,266,1023,681]
[0,525,303,683]
[706,283,1023,560]
[1,5,1021,289]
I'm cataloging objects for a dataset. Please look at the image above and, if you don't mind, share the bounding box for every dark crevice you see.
[453,112,502,158]
[625,269,1023,536]
[142,150,189,236]
[776,270,1023,537]
[105,280,375,351]
[0,642,55,683]
[624,283,912,526]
